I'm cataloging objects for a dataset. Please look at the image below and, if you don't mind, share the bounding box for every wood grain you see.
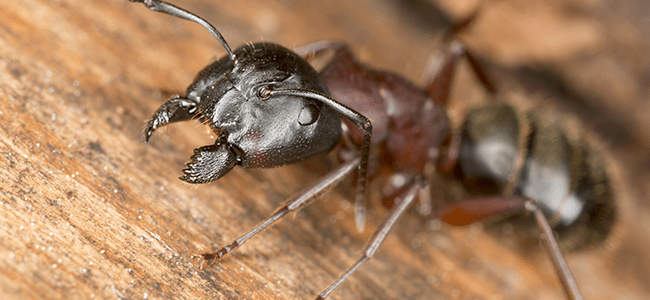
[0,0,648,299]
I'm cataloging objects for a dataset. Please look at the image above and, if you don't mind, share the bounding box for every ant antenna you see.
[130,0,237,61]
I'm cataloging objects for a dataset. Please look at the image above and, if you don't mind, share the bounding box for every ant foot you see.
[191,243,237,268]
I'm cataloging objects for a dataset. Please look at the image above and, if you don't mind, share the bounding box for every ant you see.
[131,1,615,299]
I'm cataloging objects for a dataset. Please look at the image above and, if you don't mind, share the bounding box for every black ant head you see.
[134,0,342,183]
[187,43,342,171]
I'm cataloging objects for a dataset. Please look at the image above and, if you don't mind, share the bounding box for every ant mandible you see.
[131,1,614,299]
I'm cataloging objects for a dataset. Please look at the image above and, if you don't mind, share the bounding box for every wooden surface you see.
[1,0,649,299]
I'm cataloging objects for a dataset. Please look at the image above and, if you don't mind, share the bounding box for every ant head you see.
[186,43,342,173]
[133,0,344,183]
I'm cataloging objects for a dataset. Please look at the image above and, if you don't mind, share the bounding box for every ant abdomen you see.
[457,102,616,251]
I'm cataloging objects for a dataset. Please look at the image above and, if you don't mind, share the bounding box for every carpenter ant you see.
[131,1,614,299]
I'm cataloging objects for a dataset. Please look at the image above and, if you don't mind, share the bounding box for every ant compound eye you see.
[257,86,272,99]
[298,103,320,126]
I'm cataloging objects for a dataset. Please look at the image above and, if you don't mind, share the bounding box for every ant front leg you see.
[194,156,361,264]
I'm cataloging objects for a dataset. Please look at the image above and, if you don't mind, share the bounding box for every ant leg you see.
[422,15,496,104]
[437,196,527,226]
[448,10,479,37]
[194,156,361,263]
[447,8,497,94]
[463,48,496,94]
[382,173,432,216]
[423,40,496,104]
[439,131,462,174]
[525,201,584,300]
[316,175,427,300]
[142,96,197,142]
[438,197,584,300]
[423,40,467,106]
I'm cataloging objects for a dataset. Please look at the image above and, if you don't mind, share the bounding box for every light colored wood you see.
[0,0,648,299]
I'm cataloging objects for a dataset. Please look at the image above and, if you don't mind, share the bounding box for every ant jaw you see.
[180,144,237,184]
